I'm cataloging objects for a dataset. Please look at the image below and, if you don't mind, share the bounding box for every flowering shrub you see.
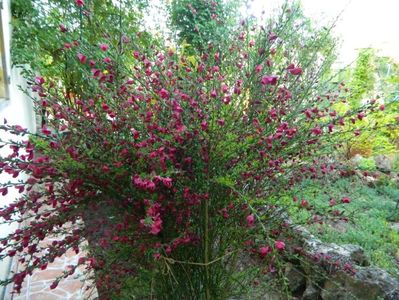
[0,0,393,298]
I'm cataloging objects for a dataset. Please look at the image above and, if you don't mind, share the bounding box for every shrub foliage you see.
[0,0,395,298]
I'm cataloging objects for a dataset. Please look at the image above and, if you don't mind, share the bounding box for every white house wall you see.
[0,0,36,298]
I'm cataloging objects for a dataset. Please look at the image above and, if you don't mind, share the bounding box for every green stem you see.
[204,196,211,300]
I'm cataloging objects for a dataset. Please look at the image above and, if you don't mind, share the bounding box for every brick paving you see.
[1,179,99,300]
[4,242,97,300]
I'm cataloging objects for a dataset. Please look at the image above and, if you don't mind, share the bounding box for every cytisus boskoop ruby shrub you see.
[0,1,392,298]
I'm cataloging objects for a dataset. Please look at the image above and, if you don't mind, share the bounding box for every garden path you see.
[4,238,97,300]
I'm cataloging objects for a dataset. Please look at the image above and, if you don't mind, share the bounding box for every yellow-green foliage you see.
[348,48,376,107]
[340,48,399,158]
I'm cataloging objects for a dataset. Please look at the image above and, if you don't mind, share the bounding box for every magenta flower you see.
[259,246,271,258]
[35,76,45,85]
[201,121,208,131]
[159,88,170,99]
[261,75,278,85]
[59,24,67,32]
[99,43,109,51]
[101,103,109,111]
[300,199,308,207]
[220,208,229,219]
[311,127,322,135]
[150,218,163,235]
[161,177,172,188]
[50,281,58,289]
[75,0,84,7]
[91,68,101,77]
[268,32,278,41]
[146,181,156,192]
[342,197,351,204]
[274,240,285,250]
[41,125,51,136]
[246,214,255,227]
[287,64,302,75]
[0,187,8,196]
[328,124,334,133]
[77,53,87,64]
[288,67,302,75]
[223,95,231,105]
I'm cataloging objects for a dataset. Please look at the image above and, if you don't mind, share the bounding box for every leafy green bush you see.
[358,157,377,171]
[336,48,399,159]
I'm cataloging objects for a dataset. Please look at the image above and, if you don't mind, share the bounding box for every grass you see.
[284,175,399,277]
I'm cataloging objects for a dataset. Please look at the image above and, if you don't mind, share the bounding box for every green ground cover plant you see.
[285,176,399,276]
